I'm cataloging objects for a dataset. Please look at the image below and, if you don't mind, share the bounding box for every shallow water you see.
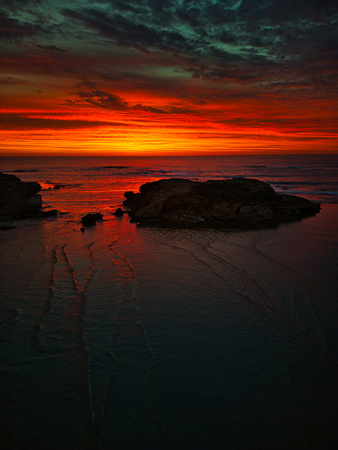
[0,155,338,449]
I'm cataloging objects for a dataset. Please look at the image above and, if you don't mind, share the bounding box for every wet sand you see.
[0,204,337,449]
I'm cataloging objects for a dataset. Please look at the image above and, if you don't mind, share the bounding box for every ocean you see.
[0,154,338,449]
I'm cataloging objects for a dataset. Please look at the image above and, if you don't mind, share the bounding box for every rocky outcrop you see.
[0,172,43,221]
[123,178,320,229]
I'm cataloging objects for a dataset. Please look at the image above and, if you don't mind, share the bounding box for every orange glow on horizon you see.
[1,87,337,156]
[1,127,337,157]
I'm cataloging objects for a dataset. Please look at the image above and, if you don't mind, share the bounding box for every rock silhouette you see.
[0,172,43,221]
[123,178,320,229]
[81,212,103,226]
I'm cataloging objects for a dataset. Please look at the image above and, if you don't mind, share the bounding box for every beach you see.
[0,155,337,449]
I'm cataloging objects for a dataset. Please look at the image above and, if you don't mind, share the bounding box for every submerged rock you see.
[123,178,320,229]
[0,172,43,221]
[0,225,17,231]
[113,207,124,217]
[81,212,103,226]
[44,209,58,217]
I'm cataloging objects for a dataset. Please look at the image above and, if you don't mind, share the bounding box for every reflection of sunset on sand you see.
[0,197,337,449]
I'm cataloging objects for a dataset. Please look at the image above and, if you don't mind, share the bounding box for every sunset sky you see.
[1,0,337,155]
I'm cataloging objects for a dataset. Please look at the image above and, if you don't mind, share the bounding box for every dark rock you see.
[124,191,136,200]
[44,209,58,217]
[81,212,103,226]
[113,207,124,217]
[123,178,320,229]
[0,172,43,221]
[0,225,17,231]
[53,184,70,190]
[80,226,85,233]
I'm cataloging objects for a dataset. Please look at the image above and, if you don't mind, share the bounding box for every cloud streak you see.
[0,113,127,130]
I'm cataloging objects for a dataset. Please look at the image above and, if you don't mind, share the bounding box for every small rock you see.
[0,225,17,231]
[44,209,58,217]
[113,207,124,217]
[81,212,103,226]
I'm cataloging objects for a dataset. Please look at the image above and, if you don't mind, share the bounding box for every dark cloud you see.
[0,10,44,41]
[0,113,127,130]
[1,0,41,9]
[0,76,30,85]
[67,89,129,110]
[218,115,334,130]
[239,0,337,24]
[3,1,337,82]
[58,0,337,91]
[62,7,194,54]
[131,104,196,115]
[35,44,66,52]
[67,84,196,115]
[96,0,178,24]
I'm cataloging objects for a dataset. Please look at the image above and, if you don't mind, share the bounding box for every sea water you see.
[1,154,338,214]
[0,154,337,449]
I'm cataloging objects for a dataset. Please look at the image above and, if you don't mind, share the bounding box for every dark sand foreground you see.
[0,203,337,449]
